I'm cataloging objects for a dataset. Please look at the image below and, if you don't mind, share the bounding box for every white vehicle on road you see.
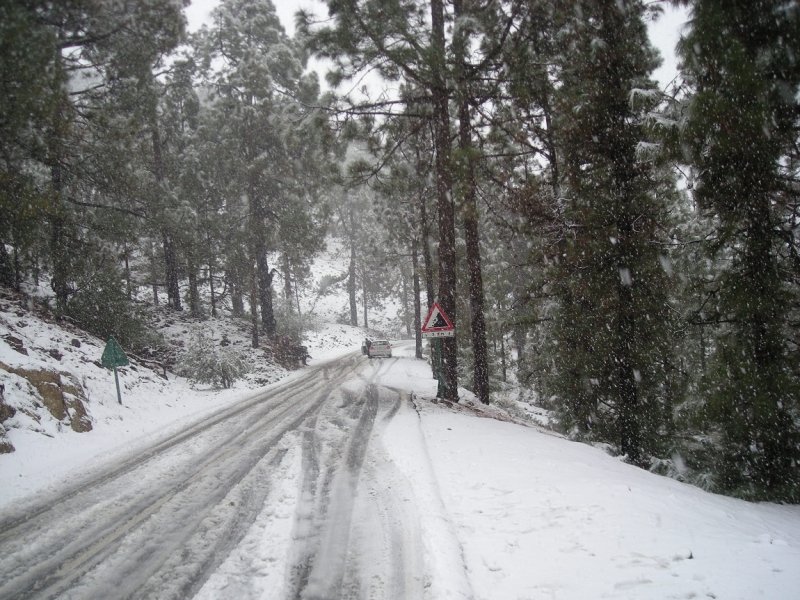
[367,339,392,358]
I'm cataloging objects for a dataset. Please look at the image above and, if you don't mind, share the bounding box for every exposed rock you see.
[61,373,92,432]
[37,381,66,420]
[46,348,63,361]
[0,423,14,453]
[0,379,14,452]
[65,394,92,432]
[60,374,84,400]
[0,384,15,422]
[71,338,81,348]
[0,362,92,432]
[2,334,28,356]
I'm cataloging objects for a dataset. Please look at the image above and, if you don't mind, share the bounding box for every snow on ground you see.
[2,235,800,598]
[193,432,305,600]
[3,326,800,598]
[381,342,800,600]
[0,258,373,508]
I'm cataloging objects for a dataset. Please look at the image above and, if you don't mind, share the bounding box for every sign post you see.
[436,338,443,398]
[421,303,455,398]
[101,337,129,405]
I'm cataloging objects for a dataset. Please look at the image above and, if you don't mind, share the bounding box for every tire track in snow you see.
[0,357,357,536]
[289,359,427,600]
[289,380,380,599]
[340,389,425,600]
[386,393,474,599]
[0,354,363,600]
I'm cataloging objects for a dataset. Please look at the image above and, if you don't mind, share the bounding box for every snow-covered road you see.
[0,352,426,599]
[2,342,800,599]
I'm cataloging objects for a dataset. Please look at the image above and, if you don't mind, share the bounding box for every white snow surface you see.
[2,329,799,598]
[2,240,800,598]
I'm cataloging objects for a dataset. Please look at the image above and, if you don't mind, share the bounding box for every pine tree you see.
[198,0,323,345]
[678,0,800,499]
[0,0,186,317]
[0,2,63,289]
[549,0,677,464]
[303,0,523,400]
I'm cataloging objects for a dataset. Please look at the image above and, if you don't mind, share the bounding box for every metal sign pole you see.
[436,338,444,398]
[113,364,122,405]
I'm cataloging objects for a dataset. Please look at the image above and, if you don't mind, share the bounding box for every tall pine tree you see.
[550,0,677,464]
[678,0,800,499]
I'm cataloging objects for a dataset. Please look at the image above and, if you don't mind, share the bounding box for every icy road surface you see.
[0,351,431,599]
[3,341,800,599]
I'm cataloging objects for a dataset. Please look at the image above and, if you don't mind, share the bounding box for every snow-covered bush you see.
[65,267,156,353]
[177,329,247,389]
[274,298,317,344]
[491,395,534,423]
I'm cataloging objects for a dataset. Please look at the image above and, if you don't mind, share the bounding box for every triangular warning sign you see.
[422,302,454,332]
[431,312,448,328]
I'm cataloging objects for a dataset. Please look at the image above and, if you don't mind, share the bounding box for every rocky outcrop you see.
[0,385,15,453]
[0,362,92,433]
[0,424,13,453]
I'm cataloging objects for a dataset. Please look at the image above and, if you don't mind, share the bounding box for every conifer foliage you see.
[678,0,800,499]
[1,0,799,501]
[548,0,677,465]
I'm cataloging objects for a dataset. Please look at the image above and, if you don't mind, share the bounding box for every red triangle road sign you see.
[421,302,454,332]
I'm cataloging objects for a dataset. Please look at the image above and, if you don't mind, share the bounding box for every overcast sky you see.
[184,0,689,91]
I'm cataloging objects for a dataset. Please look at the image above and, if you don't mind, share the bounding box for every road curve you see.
[0,352,422,600]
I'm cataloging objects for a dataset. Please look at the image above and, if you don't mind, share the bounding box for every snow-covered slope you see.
[0,235,377,503]
[389,385,800,598]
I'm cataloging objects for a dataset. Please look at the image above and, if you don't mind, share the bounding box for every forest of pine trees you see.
[1,0,799,501]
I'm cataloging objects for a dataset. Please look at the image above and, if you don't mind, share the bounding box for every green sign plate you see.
[101,337,130,368]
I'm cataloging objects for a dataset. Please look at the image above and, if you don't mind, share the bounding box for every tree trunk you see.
[123,245,132,300]
[247,167,276,337]
[49,160,70,312]
[150,240,159,306]
[152,124,182,312]
[209,265,217,318]
[533,34,561,202]
[347,202,358,326]
[33,250,40,287]
[208,231,217,318]
[616,285,640,463]
[500,331,507,383]
[457,90,490,404]
[257,252,276,337]
[615,205,640,464]
[412,234,423,359]
[188,269,199,316]
[431,0,458,401]
[250,258,259,348]
[231,272,244,317]
[187,249,201,317]
[362,273,369,329]
[463,210,489,402]
[402,267,412,337]
[12,246,21,291]
[418,195,437,377]
[0,242,14,289]
[282,254,293,311]
[162,232,182,310]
